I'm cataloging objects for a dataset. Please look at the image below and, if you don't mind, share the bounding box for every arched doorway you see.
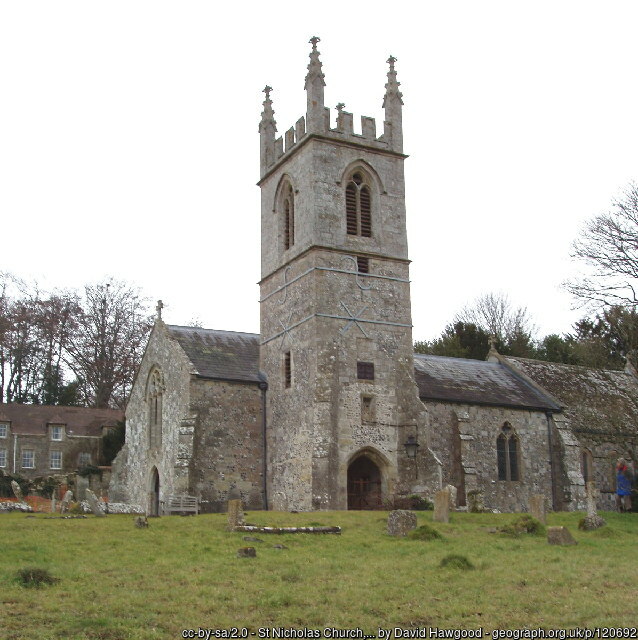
[347,455,382,510]
[150,467,160,516]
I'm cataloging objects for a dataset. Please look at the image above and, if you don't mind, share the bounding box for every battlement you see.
[259,38,403,178]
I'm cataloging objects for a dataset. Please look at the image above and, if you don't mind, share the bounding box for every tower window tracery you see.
[283,183,295,250]
[346,172,372,237]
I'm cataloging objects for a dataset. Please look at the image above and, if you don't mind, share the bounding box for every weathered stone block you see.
[237,547,256,558]
[227,498,244,530]
[433,490,450,523]
[528,494,547,524]
[547,526,577,545]
[387,509,417,536]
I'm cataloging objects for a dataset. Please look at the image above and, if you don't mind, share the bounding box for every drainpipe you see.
[545,411,556,511]
[259,381,269,511]
[13,434,17,475]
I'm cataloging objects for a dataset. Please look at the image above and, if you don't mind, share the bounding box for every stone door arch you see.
[347,453,383,510]
[149,467,160,516]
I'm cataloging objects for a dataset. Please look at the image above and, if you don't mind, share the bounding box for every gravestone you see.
[85,489,106,517]
[227,499,244,531]
[387,509,417,536]
[445,484,457,509]
[467,490,485,513]
[433,489,450,523]
[50,496,57,513]
[76,475,89,501]
[547,526,577,545]
[60,490,73,514]
[528,495,547,524]
[11,480,24,502]
[237,547,256,558]
[580,481,606,530]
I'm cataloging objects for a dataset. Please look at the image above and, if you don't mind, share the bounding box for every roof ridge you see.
[167,324,260,338]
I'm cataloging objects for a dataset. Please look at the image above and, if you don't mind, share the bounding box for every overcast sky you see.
[2,1,637,342]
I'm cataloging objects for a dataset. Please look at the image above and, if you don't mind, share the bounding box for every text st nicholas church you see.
[110,39,638,514]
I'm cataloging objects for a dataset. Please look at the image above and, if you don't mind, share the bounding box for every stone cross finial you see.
[336,102,345,113]
[156,300,163,320]
[309,36,320,49]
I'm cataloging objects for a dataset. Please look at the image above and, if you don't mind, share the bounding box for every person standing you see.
[616,458,633,512]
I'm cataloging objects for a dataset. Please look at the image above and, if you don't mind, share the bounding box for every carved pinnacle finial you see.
[383,53,403,108]
[310,36,320,49]
[305,35,325,88]
[156,300,163,320]
[336,102,345,113]
[387,55,397,70]
[260,84,276,132]
[489,335,497,351]
[263,85,272,99]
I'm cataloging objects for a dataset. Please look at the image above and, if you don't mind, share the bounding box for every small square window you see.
[22,450,35,469]
[50,451,62,470]
[0,423,8,438]
[356,257,369,274]
[357,361,375,380]
[0,448,6,468]
[51,425,64,441]
[78,452,92,467]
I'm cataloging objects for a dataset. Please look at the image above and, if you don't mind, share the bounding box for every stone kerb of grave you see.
[547,526,577,545]
[387,509,417,536]
[235,525,342,534]
[433,489,450,523]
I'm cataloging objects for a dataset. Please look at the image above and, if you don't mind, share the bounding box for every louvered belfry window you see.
[284,184,294,250]
[346,172,372,237]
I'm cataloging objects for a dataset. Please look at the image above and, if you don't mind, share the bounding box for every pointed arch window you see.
[147,367,164,449]
[346,172,372,237]
[497,423,520,481]
[283,183,295,250]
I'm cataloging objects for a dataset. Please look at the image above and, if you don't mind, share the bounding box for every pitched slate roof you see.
[506,357,638,436]
[413,354,560,411]
[167,325,262,384]
[0,403,123,436]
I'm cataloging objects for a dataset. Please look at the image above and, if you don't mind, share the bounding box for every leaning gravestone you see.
[547,526,577,545]
[528,494,547,524]
[433,489,450,523]
[11,480,24,502]
[580,481,606,530]
[60,490,73,514]
[227,488,244,531]
[85,489,106,517]
[387,509,417,536]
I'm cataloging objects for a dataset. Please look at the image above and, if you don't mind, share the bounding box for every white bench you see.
[164,494,199,515]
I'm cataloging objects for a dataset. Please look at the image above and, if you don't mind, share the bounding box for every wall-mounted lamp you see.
[404,435,420,459]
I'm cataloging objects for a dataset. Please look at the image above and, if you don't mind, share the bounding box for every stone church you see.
[110,39,638,514]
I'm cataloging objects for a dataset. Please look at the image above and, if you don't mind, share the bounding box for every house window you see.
[50,451,62,470]
[356,256,369,274]
[284,351,292,388]
[0,448,6,468]
[346,172,372,237]
[78,452,92,467]
[51,425,64,441]
[0,423,7,438]
[357,361,375,380]
[22,449,35,469]
[497,423,520,481]
[283,183,295,250]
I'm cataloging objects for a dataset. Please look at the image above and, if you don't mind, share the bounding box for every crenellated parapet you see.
[259,38,404,178]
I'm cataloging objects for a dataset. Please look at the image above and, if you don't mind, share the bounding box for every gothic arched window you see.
[346,172,372,237]
[147,367,164,449]
[497,423,520,481]
[283,183,295,250]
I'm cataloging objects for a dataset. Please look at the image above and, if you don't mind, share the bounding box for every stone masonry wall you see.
[189,378,264,512]
[110,321,192,511]
[425,401,554,512]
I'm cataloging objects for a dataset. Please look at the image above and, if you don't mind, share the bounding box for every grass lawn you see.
[1,509,637,639]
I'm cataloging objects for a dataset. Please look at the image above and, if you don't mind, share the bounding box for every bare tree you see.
[566,183,638,308]
[64,280,152,408]
[454,292,536,343]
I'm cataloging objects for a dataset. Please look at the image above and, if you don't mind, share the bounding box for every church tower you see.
[259,38,440,510]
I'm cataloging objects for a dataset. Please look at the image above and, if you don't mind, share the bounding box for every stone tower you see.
[259,38,440,511]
